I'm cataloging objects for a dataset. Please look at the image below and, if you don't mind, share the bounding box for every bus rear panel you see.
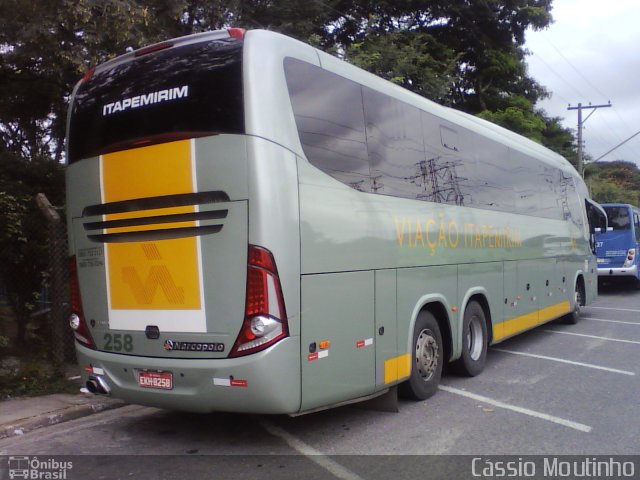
[66,31,301,413]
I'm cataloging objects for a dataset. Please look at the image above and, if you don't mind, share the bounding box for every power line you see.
[528,51,587,102]
[531,38,640,163]
[594,129,640,162]
[547,41,609,100]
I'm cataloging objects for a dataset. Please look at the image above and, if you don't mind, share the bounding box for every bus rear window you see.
[68,38,244,163]
[604,206,631,230]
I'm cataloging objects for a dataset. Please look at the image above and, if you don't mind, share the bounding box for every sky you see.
[525,0,640,168]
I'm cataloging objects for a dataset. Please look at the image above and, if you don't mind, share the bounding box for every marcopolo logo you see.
[102,85,189,116]
[163,339,225,352]
[7,456,73,479]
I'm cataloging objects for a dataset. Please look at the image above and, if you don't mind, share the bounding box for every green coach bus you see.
[66,28,606,414]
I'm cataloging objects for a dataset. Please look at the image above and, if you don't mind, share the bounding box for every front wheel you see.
[399,311,443,400]
[564,280,584,325]
[452,301,488,377]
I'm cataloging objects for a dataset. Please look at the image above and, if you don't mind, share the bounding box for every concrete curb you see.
[0,398,127,439]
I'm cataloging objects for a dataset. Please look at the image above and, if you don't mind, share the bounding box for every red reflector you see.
[135,41,173,57]
[228,28,246,40]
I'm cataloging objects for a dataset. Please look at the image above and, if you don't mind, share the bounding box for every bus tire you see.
[564,280,584,324]
[399,311,443,400]
[452,301,488,377]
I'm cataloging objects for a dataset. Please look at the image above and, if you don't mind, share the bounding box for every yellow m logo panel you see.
[122,265,186,305]
[101,140,206,332]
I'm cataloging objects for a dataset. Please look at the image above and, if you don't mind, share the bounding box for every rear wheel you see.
[452,301,488,377]
[399,311,443,400]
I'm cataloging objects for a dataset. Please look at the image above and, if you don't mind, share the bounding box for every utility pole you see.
[567,101,612,176]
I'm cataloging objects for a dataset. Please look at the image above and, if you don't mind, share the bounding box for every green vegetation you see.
[0,152,64,346]
[0,298,77,399]
[1,0,558,158]
[0,152,65,398]
[585,161,640,206]
[0,355,79,399]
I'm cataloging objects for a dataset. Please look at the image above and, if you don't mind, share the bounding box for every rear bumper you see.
[597,265,638,278]
[75,336,301,414]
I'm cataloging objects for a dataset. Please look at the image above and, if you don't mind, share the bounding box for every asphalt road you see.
[1,281,639,479]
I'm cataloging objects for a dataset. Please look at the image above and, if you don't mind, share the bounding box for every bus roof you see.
[75,28,581,180]
[242,29,579,178]
[88,30,237,76]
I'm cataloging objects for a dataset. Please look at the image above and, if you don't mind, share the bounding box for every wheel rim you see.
[466,314,484,361]
[574,285,583,315]
[415,328,439,381]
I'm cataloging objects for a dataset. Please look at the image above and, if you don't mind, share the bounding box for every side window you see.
[440,126,460,152]
[284,58,370,190]
[362,87,425,199]
[471,136,515,213]
[422,114,472,206]
[540,166,564,220]
[605,207,631,231]
[510,152,562,220]
[558,171,572,221]
[634,213,640,242]
[285,56,574,220]
[510,149,539,217]
[565,176,585,230]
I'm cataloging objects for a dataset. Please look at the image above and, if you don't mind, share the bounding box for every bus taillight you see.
[227,28,246,40]
[81,67,95,83]
[68,256,96,349]
[230,245,289,357]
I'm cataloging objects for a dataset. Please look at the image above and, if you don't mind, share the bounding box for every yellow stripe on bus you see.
[494,300,572,342]
[384,353,411,384]
[102,140,202,310]
[384,300,571,383]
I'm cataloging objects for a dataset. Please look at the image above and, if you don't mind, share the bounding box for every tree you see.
[346,30,457,101]
[1,0,557,161]
[585,161,640,205]
[478,96,546,143]
[0,151,64,346]
[0,0,238,161]
[541,115,578,167]
[427,0,552,113]
[476,98,580,162]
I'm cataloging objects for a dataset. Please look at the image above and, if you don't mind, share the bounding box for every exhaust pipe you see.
[86,376,111,396]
